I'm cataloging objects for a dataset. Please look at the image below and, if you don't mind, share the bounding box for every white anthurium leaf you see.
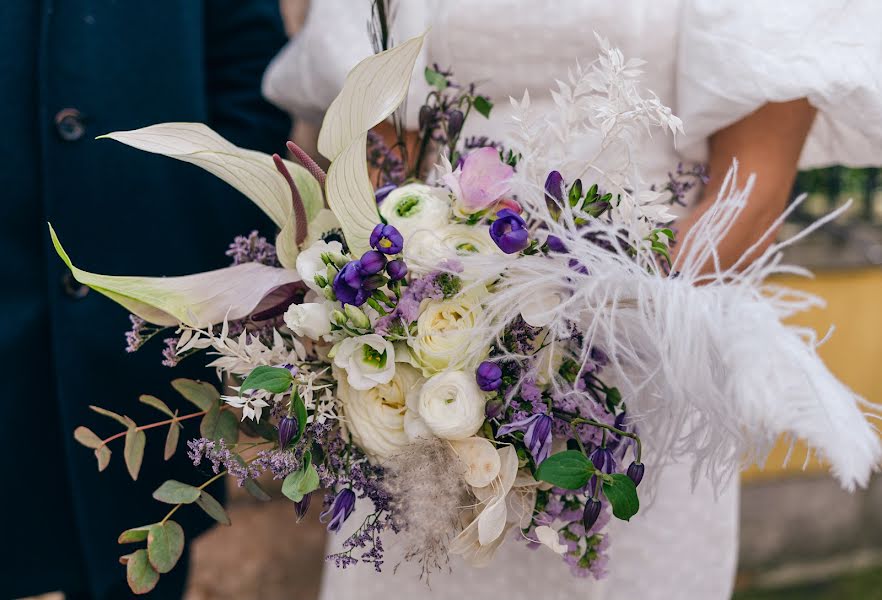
[317,33,426,161]
[323,132,380,255]
[100,124,323,238]
[50,224,299,327]
[477,495,509,546]
[450,437,501,489]
[535,526,567,555]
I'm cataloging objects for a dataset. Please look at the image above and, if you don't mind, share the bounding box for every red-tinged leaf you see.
[195,491,231,526]
[171,379,219,411]
[140,394,175,418]
[118,525,153,544]
[164,414,180,461]
[90,405,134,428]
[124,427,147,480]
[126,549,159,594]
[74,426,103,449]
[95,446,111,471]
[147,521,185,574]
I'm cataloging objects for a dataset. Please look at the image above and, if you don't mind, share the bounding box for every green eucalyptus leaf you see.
[164,415,181,461]
[240,366,294,395]
[95,446,112,472]
[90,405,133,428]
[473,96,493,118]
[195,491,231,526]
[535,450,595,490]
[147,521,185,574]
[139,394,175,418]
[281,462,320,503]
[74,426,103,449]
[171,378,219,411]
[124,427,147,481]
[243,478,272,502]
[152,480,201,504]
[126,548,160,594]
[201,408,239,445]
[602,473,640,521]
[118,525,153,544]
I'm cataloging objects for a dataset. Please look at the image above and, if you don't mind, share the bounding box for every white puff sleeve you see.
[262,0,433,129]
[676,0,882,168]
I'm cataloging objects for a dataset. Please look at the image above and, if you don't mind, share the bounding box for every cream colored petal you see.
[450,437,501,488]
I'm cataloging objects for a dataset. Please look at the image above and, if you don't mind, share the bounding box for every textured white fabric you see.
[262,2,882,598]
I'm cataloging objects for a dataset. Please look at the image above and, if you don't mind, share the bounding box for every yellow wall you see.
[742,267,882,481]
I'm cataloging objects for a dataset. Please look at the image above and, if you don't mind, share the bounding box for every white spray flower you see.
[333,334,396,391]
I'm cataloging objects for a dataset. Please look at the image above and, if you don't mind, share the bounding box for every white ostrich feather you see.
[453,38,881,492]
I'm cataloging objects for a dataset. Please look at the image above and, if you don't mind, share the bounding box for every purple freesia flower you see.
[332,261,370,306]
[370,224,404,255]
[359,250,387,275]
[490,209,530,254]
[443,146,514,214]
[386,259,408,281]
[498,413,553,464]
[476,361,503,391]
[321,488,356,533]
[544,170,565,203]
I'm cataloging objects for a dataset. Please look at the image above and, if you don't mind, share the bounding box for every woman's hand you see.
[675,99,817,271]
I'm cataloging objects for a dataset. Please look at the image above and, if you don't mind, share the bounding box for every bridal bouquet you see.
[54,24,880,595]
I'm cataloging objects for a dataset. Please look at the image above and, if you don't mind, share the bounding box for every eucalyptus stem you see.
[99,408,216,447]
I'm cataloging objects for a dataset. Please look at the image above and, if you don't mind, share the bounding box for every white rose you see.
[406,371,486,440]
[283,302,333,340]
[404,224,502,276]
[379,184,451,241]
[337,363,423,460]
[295,239,343,293]
[333,334,396,391]
[407,286,487,375]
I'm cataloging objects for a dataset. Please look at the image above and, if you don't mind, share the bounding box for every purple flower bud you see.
[375,184,397,204]
[627,461,645,487]
[359,250,387,275]
[489,209,530,254]
[525,414,553,465]
[294,492,312,523]
[278,415,298,449]
[582,497,602,531]
[475,361,503,392]
[447,109,465,138]
[386,259,408,281]
[590,446,616,475]
[320,488,357,533]
[418,105,432,131]
[485,397,505,420]
[545,234,567,253]
[544,170,565,203]
[370,223,404,255]
[362,274,387,290]
[332,261,370,306]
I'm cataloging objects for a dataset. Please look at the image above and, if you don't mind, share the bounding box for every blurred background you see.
[25,1,882,599]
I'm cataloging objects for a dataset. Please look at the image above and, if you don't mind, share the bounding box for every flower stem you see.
[99,408,218,448]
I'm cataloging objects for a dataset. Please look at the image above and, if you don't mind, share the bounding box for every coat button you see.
[62,272,89,299]
[55,108,86,142]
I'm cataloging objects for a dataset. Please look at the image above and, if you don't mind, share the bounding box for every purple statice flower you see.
[251,448,301,480]
[498,413,553,464]
[370,224,404,255]
[520,378,543,405]
[476,361,503,391]
[373,267,461,334]
[226,230,279,266]
[321,488,357,533]
[544,170,565,204]
[366,130,405,186]
[188,437,260,485]
[385,259,407,281]
[161,337,181,367]
[654,162,709,207]
[359,250,387,275]
[490,208,530,254]
[125,314,147,353]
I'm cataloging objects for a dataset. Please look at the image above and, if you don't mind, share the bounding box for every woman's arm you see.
[675,99,817,271]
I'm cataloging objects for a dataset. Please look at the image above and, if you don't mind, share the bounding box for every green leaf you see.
[293,392,308,443]
[535,450,595,490]
[140,394,175,418]
[602,473,640,521]
[243,478,272,502]
[118,525,153,544]
[95,446,112,472]
[240,366,294,395]
[152,480,201,504]
[74,426,103,449]
[90,405,133,428]
[164,414,180,461]
[200,407,239,445]
[126,549,160,594]
[281,454,320,503]
[473,96,493,118]
[238,415,278,441]
[424,66,448,90]
[124,427,147,481]
[171,379,219,411]
[147,521,185,574]
[195,491,231,526]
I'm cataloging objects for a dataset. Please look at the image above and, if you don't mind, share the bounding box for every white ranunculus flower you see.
[406,371,486,440]
[283,302,333,340]
[337,363,423,460]
[379,183,451,240]
[404,224,502,276]
[333,334,396,391]
[407,286,487,375]
[519,285,568,328]
[295,239,343,293]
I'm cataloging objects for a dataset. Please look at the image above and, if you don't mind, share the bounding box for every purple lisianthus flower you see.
[544,170,565,203]
[359,250,387,275]
[476,361,503,391]
[277,415,298,449]
[489,209,530,254]
[370,223,404,255]
[498,413,553,464]
[333,261,370,306]
[443,146,514,214]
[386,259,408,281]
[375,183,397,204]
[321,488,357,533]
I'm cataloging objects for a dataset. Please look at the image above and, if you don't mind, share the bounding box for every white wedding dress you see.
[263,2,882,598]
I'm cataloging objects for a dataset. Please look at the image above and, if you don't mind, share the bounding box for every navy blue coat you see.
[0,1,291,598]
